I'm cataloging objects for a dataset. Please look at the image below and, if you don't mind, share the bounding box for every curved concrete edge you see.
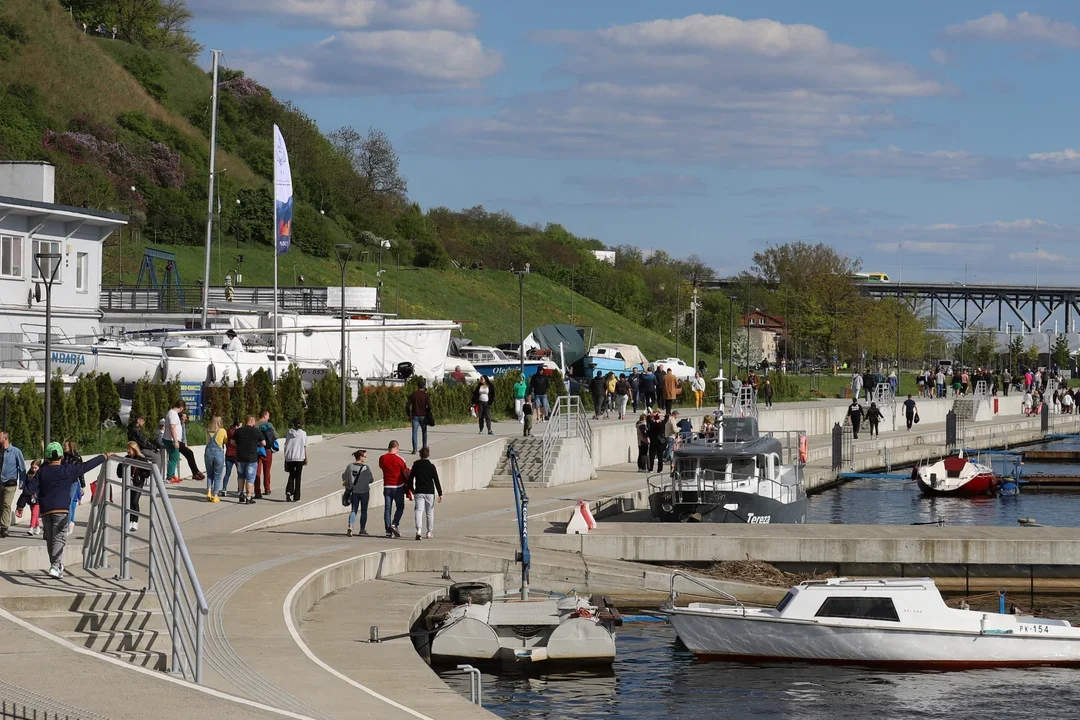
[0,604,318,719]
[0,544,83,573]
[281,550,502,720]
[234,438,506,533]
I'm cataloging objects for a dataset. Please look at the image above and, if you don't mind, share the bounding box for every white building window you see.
[76,252,89,292]
[31,239,61,281]
[0,235,22,278]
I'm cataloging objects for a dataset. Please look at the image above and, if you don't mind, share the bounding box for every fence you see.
[82,454,208,683]
[541,395,591,481]
[100,285,378,315]
[0,702,83,719]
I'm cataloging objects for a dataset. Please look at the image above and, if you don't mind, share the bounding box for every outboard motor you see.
[396,362,414,381]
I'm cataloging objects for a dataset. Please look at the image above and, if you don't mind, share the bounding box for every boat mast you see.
[200,49,222,331]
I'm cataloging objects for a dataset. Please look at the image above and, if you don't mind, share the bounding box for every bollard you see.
[370,625,380,643]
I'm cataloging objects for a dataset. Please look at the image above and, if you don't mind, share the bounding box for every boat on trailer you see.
[663,572,1080,667]
[916,451,998,497]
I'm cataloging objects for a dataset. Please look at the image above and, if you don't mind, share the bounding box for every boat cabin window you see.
[775,591,796,613]
[700,457,727,474]
[814,596,899,622]
[675,458,698,476]
[731,457,757,480]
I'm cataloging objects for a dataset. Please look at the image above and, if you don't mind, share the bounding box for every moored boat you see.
[916,452,998,496]
[454,345,544,379]
[663,572,1080,667]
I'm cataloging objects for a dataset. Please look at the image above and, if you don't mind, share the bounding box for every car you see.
[651,357,696,381]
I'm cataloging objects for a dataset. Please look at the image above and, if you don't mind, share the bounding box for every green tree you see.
[1052,333,1071,369]
[276,365,305,426]
[96,373,121,426]
[3,388,31,454]
[1007,334,1026,371]
[1025,343,1040,370]
[50,372,71,445]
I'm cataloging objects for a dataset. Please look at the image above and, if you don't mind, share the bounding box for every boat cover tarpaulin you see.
[526,325,585,366]
[592,343,648,369]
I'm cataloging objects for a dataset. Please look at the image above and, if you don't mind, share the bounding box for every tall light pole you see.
[34,252,61,445]
[692,284,699,371]
[377,239,391,312]
[727,296,737,381]
[515,264,530,375]
[335,243,353,427]
[895,311,902,376]
[201,49,221,330]
[675,280,681,357]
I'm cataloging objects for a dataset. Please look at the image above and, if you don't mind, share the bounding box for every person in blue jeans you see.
[62,441,84,537]
[379,440,410,538]
[406,379,432,455]
[343,449,374,536]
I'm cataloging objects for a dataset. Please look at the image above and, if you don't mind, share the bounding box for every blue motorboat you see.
[583,343,648,376]
[456,345,544,379]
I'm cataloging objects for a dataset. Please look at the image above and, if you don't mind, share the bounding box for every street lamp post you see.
[675,281,681,357]
[34,252,61,445]
[377,239,391,312]
[515,264,530,375]
[727,296,737,382]
[895,312,902,377]
[335,244,353,427]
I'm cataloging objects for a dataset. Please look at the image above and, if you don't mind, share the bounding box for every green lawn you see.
[105,239,704,364]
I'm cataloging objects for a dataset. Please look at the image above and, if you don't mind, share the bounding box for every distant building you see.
[592,250,616,265]
[0,161,127,365]
[739,308,786,365]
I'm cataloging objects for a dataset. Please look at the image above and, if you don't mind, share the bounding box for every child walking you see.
[15,460,42,537]
[522,395,534,437]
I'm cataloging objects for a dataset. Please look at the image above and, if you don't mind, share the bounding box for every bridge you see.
[703,279,1080,333]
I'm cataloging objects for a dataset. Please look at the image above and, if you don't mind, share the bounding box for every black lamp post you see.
[335,243,353,427]
[727,296,737,381]
[34,252,62,446]
[514,264,530,375]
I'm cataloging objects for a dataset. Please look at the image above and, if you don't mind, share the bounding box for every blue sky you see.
[188,1,1080,284]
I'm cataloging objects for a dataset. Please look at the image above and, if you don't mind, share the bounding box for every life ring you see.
[798,435,809,463]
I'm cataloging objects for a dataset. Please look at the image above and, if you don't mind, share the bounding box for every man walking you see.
[408,447,443,540]
[0,432,27,538]
[529,370,550,423]
[406,378,432,454]
[177,411,205,482]
[513,374,528,423]
[379,440,410,538]
[255,410,277,498]
[590,370,605,419]
[164,399,184,484]
[903,394,918,431]
[629,367,641,413]
[28,443,110,578]
[662,368,682,415]
[847,399,864,440]
[640,366,657,412]
[233,416,263,505]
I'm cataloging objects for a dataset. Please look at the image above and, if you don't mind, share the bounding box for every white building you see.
[592,250,616,265]
[0,162,127,365]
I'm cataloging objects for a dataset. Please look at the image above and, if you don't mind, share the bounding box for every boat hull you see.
[470,361,543,379]
[668,612,1080,667]
[916,472,997,497]
[648,490,806,524]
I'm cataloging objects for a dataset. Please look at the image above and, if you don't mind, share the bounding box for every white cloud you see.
[420,13,944,166]
[823,146,1080,180]
[944,12,1080,48]
[757,205,902,227]
[1008,248,1073,264]
[1019,148,1080,174]
[234,29,502,94]
[929,48,950,64]
[189,0,477,30]
[874,240,991,255]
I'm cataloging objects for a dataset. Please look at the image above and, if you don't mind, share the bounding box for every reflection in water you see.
[442,623,1080,720]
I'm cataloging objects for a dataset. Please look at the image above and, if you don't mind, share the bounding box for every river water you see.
[440,439,1080,717]
[439,621,1080,719]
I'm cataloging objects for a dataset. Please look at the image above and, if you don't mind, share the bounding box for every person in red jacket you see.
[379,440,410,538]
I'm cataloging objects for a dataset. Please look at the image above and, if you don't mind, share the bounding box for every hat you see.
[45,442,63,461]
[672,410,680,416]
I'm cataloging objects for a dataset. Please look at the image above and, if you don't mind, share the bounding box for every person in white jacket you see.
[283,419,308,502]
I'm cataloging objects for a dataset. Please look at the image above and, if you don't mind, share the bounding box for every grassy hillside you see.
[107,239,703,364]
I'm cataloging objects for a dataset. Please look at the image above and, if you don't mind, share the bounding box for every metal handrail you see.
[541,395,592,481]
[82,454,209,683]
[647,467,806,506]
[667,570,746,615]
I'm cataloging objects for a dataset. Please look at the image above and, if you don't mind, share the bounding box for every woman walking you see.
[15,460,42,537]
[204,416,226,503]
[284,418,308,502]
[62,441,84,536]
[691,372,706,409]
[472,376,495,435]
[635,414,650,472]
[615,374,630,420]
[866,402,884,438]
[222,420,239,496]
[408,447,443,540]
[118,442,151,532]
[343,449,374,536]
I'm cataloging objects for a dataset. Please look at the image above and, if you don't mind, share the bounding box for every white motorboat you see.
[663,572,1080,667]
[423,583,619,665]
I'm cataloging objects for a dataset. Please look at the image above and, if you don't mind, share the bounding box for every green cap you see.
[45,442,63,461]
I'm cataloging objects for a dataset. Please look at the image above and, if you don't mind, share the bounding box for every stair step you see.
[0,589,152,614]
[104,649,169,671]
[61,628,169,653]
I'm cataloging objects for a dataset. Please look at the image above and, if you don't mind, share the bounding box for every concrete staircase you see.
[0,577,172,671]
[488,436,554,487]
[952,396,975,420]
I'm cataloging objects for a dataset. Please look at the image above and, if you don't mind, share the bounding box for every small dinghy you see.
[662,572,1080,667]
[915,451,998,496]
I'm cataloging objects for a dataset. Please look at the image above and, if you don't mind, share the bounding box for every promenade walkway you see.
[0,397,1073,718]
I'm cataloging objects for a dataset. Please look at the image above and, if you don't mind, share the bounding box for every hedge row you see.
[0,373,121,455]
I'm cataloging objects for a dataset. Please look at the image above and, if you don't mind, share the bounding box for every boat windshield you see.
[775,590,796,613]
[731,457,757,479]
